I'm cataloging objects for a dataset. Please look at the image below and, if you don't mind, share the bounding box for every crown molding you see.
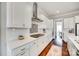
[50,10,79,19]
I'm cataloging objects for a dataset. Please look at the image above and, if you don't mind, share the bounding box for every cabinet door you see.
[68,40,77,56]
[38,14,49,28]
[7,2,32,28]
[24,4,32,28]
[15,48,29,56]
[38,14,47,28]
[12,44,30,56]
[64,18,69,28]
[46,20,51,28]
[68,17,74,28]
[37,38,43,54]
[11,3,27,27]
[64,17,74,29]
[7,3,14,27]
[49,20,53,29]
[37,36,48,55]
[75,15,79,23]
[38,22,46,28]
[30,40,38,56]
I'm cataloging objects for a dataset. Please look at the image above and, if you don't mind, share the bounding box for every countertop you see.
[7,32,49,50]
[66,32,79,50]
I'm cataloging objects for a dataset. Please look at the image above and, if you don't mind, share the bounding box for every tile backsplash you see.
[6,28,30,41]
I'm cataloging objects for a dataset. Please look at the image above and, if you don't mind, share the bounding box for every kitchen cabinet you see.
[64,18,69,28]
[8,33,53,56]
[44,34,52,47]
[45,19,53,29]
[7,2,32,28]
[29,40,38,56]
[38,12,53,29]
[48,20,53,29]
[38,14,47,28]
[38,22,46,28]
[68,17,75,29]
[64,17,74,29]
[50,20,53,29]
[37,37,45,54]
[63,33,68,42]
[12,44,30,56]
[67,39,77,56]
[75,15,79,23]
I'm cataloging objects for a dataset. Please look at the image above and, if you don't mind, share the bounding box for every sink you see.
[30,33,44,38]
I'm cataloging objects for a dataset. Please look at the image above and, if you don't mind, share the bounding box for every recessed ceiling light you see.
[56,10,60,14]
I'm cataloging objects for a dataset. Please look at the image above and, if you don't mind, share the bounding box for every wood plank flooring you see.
[39,39,54,56]
[62,40,70,56]
[39,39,70,56]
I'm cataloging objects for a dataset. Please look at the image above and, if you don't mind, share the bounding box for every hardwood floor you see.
[39,39,54,56]
[39,39,70,56]
[47,44,62,56]
[62,40,70,56]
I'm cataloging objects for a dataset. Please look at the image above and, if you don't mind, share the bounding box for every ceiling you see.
[37,2,79,19]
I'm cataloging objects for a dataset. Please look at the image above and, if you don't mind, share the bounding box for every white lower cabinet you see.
[37,38,43,55]
[11,35,53,56]
[37,36,48,55]
[29,40,38,56]
[12,44,30,56]
[68,39,77,56]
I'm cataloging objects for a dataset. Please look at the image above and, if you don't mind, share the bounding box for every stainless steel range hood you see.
[32,2,43,22]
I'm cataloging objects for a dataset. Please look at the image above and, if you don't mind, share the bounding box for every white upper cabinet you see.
[38,14,47,28]
[38,22,46,28]
[75,15,79,23]
[64,17,74,29]
[7,2,32,28]
[64,18,70,28]
[68,17,75,29]
[46,19,52,29]
[38,14,51,29]
[48,20,53,29]
[37,8,48,28]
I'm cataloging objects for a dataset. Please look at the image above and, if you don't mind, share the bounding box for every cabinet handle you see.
[20,52,25,55]
[21,48,25,51]
[16,51,25,56]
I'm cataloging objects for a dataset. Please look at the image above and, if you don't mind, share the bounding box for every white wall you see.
[1,2,7,56]
[0,2,1,56]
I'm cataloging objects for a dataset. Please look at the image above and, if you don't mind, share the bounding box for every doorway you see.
[55,20,63,46]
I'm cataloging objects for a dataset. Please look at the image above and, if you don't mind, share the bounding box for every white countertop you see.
[8,36,36,50]
[66,33,79,50]
[7,32,49,50]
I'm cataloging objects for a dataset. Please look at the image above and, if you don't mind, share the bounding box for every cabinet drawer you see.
[30,40,38,56]
[15,48,29,56]
[12,44,29,56]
